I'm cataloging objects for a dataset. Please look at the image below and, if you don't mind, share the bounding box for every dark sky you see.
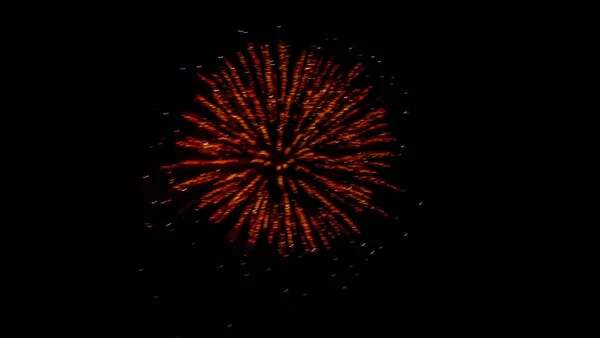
[117,20,453,336]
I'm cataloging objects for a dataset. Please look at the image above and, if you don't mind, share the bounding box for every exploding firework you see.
[162,41,402,255]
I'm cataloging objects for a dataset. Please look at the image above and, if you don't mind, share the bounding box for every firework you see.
[162,42,401,255]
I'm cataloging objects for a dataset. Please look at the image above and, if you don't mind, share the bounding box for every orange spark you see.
[163,41,401,256]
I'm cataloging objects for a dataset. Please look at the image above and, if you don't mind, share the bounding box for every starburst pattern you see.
[163,42,401,255]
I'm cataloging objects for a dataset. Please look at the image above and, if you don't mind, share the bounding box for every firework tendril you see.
[163,42,402,255]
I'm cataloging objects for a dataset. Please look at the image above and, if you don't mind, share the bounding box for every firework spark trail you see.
[162,42,401,255]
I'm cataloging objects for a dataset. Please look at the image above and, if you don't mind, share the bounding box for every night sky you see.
[118,20,447,336]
